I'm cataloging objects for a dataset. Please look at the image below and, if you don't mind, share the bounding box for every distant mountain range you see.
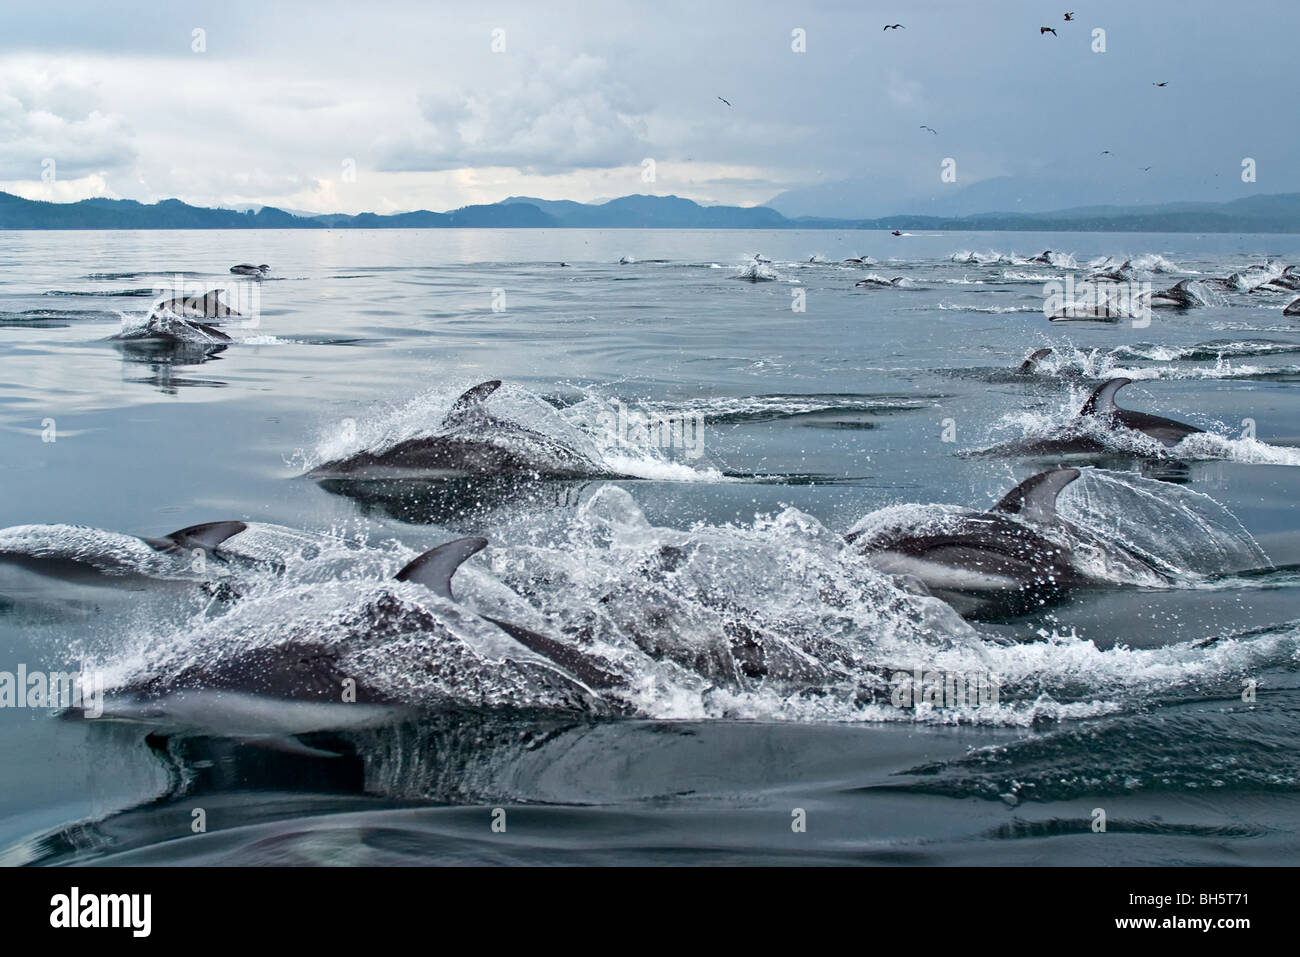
[2,190,1299,232]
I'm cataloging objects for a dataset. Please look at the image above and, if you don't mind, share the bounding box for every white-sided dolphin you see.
[847,469,1088,618]
[112,289,242,345]
[70,537,625,746]
[230,263,270,277]
[152,289,241,321]
[1077,378,1204,446]
[0,520,249,590]
[306,380,630,481]
[984,378,1204,456]
[1090,259,1133,282]
[1144,278,1201,310]
[0,521,327,598]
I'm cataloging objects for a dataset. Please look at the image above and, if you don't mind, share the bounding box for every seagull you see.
[1153,81,1168,87]
[883,24,904,31]
[920,125,938,135]
[1064,12,1075,21]
[717,96,732,107]
[1041,26,1057,36]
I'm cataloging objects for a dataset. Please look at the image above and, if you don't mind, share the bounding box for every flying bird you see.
[1153,81,1168,87]
[1139,166,1153,171]
[1099,150,1112,155]
[1041,26,1057,36]
[1064,12,1075,21]
[717,96,732,107]
[883,24,904,31]
[920,125,938,135]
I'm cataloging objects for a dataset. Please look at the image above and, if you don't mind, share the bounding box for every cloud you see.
[378,53,651,175]
[0,172,114,202]
[0,62,135,176]
[886,70,925,110]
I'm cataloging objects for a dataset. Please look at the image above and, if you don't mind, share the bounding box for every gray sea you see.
[1,228,1298,865]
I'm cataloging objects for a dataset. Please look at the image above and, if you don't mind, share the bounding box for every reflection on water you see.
[114,339,229,394]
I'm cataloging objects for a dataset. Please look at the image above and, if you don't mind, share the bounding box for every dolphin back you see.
[144,520,248,554]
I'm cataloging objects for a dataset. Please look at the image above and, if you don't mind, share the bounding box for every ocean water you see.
[0,228,1298,865]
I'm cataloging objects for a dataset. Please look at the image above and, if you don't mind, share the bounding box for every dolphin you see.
[1144,278,1201,310]
[152,289,241,321]
[0,520,325,596]
[1090,259,1133,282]
[1076,378,1203,446]
[230,263,270,277]
[111,289,242,345]
[306,380,630,481]
[115,312,233,344]
[69,537,625,747]
[846,469,1087,619]
[1026,250,1054,264]
[1286,296,1300,317]
[854,276,905,288]
[1204,263,1285,293]
[981,378,1204,457]
[0,520,246,588]
[1262,266,1300,292]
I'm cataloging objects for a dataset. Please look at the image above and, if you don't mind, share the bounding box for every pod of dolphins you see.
[7,256,1281,736]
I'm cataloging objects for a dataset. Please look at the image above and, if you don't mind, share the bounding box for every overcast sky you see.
[2,0,1296,217]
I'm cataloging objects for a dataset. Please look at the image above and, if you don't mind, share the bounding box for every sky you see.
[1,0,1297,218]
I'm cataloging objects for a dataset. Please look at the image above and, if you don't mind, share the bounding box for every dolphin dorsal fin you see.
[1017,347,1053,374]
[395,537,488,600]
[444,380,502,422]
[1079,377,1131,417]
[991,469,1081,523]
[150,520,248,553]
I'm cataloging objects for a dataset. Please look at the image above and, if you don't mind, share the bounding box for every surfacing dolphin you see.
[306,380,631,481]
[230,263,270,277]
[1075,378,1204,446]
[70,537,625,747]
[151,289,241,321]
[0,520,323,595]
[0,520,246,588]
[1145,278,1202,310]
[110,289,242,345]
[982,378,1204,456]
[846,469,1090,618]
